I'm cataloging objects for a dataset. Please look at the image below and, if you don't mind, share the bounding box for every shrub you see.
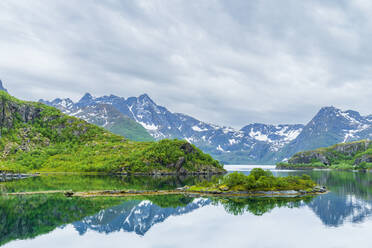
[250,168,273,180]
[222,172,248,187]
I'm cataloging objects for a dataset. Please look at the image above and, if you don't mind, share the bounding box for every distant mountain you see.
[40,97,154,142]
[0,80,8,92]
[42,92,372,164]
[42,93,304,164]
[280,106,372,160]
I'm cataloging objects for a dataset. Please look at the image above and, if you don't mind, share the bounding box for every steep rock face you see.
[333,140,371,155]
[0,98,42,130]
[289,151,330,165]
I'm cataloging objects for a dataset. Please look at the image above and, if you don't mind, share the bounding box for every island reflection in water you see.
[1,167,372,248]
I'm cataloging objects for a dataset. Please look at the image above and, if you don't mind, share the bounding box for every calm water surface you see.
[2,166,372,248]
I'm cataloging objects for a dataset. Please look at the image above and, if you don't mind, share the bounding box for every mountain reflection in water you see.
[2,169,372,247]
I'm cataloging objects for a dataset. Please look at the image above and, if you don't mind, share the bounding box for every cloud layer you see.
[1,0,372,128]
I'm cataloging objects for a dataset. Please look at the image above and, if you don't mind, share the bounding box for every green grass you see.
[107,116,154,141]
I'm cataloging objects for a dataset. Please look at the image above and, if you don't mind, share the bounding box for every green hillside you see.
[0,92,224,174]
[277,140,372,170]
[71,104,154,142]
[107,114,154,141]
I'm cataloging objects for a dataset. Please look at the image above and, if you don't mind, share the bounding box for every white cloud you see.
[1,0,372,128]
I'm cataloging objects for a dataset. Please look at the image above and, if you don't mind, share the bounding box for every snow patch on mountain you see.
[192,125,209,132]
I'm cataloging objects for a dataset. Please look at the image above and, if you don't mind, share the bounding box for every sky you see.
[1,0,372,128]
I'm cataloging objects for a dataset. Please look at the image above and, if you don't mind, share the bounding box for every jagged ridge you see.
[42,93,304,164]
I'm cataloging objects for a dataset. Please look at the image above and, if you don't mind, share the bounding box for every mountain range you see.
[40,91,372,164]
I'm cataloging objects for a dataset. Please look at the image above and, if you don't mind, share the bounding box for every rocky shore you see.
[0,173,38,182]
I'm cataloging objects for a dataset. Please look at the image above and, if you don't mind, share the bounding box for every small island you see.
[277,140,372,171]
[184,168,327,196]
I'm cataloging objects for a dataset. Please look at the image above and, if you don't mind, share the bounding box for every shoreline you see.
[0,171,226,176]
[276,166,371,172]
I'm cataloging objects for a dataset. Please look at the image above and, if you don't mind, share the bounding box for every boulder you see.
[354,154,372,165]
[219,185,230,191]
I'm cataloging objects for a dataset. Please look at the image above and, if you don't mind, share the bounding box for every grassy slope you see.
[75,104,154,142]
[277,140,372,170]
[107,115,154,142]
[0,92,224,173]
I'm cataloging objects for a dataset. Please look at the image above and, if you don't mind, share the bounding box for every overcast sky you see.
[1,0,372,128]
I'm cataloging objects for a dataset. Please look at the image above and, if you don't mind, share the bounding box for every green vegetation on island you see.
[0,91,224,174]
[188,168,320,194]
[277,140,372,170]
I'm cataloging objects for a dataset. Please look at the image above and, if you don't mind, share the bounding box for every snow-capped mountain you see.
[41,92,372,164]
[241,123,304,152]
[73,198,211,236]
[41,93,303,164]
[39,97,153,142]
[282,106,372,159]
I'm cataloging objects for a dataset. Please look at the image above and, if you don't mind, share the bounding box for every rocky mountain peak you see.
[78,93,94,106]
[138,93,155,105]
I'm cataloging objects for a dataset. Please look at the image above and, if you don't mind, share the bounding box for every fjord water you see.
[1,167,372,248]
